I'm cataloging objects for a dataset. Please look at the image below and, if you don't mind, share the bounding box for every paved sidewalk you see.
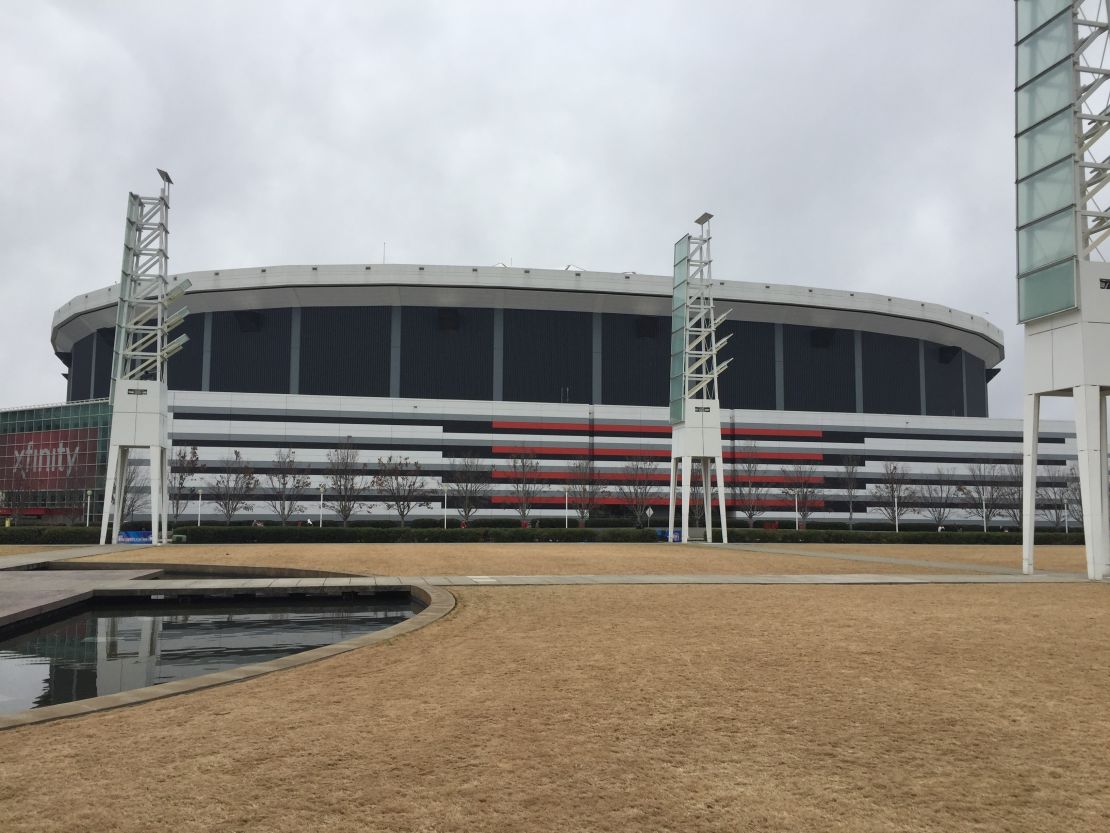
[0,543,146,572]
[706,542,1072,577]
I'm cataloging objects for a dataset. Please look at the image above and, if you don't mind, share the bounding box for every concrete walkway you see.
[706,542,1077,577]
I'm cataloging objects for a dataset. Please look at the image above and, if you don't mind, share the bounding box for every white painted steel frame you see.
[99,172,183,547]
[667,214,729,544]
[1020,1,1110,578]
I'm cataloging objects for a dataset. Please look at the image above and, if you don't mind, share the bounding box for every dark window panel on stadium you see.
[601,314,669,406]
[166,313,206,392]
[210,308,292,394]
[717,320,776,410]
[504,309,592,404]
[68,332,94,402]
[862,332,920,415]
[965,353,988,417]
[299,306,391,397]
[783,325,856,413]
[924,342,965,417]
[91,328,115,399]
[401,306,494,400]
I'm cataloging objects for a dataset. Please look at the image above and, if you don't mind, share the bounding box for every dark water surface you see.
[0,598,418,714]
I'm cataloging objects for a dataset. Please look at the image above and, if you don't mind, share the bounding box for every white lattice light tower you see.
[667,213,732,543]
[1018,1,1110,578]
[98,170,191,546]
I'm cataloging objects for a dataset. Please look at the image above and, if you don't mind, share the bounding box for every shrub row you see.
[176,525,658,544]
[0,527,101,545]
[714,528,1084,546]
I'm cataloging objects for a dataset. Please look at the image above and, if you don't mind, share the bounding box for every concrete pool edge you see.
[0,582,455,732]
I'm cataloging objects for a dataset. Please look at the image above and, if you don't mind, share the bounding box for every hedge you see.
[703,528,1084,546]
[173,525,659,544]
[0,527,100,545]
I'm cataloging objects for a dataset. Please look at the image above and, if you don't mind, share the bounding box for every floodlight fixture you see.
[165,306,190,331]
[695,212,713,226]
[162,333,190,361]
[164,278,192,304]
[157,168,173,185]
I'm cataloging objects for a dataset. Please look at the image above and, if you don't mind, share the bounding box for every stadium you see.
[2,262,1077,526]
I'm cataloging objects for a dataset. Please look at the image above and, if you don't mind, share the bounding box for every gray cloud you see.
[1,1,1045,417]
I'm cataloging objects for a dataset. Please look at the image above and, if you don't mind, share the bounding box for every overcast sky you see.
[0,1,1054,420]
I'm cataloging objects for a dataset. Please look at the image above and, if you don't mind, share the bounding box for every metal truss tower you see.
[667,212,732,543]
[1017,1,1110,578]
[98,170,191,546]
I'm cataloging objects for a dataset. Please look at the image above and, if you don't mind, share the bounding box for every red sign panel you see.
[0,428,102,492]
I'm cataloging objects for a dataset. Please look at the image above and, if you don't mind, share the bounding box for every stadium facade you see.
[1,263,1078,526]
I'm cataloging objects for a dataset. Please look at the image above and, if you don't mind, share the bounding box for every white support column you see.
[667,458,677,543]
[1022,393,1040,575]
[702,458,713,543]
[1074,385,1109,580]
[715,456,728,544]
[680,456,692,543]
[111,448,128,545]
[99,445,120,545]
[1101,391,1110,577]
[149,445,163,547]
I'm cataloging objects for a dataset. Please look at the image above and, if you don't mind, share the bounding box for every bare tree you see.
[169,446,205,523]
[616,459,659,528]
[374,455,432,526]
[842,456,862,530]
[446,452,492,527]
[325,441,371,527]
[918,466,958,530]
[996,463,1026,528]
[210,450,259,524]
[732,446,768,528]
[781,465,819,530]
[958,462,1005,532]
[868,461,915,532]
[122,463,150,524]
[509,454,543,526]
[265,448,310,525]
[1065,464,1084,528]
[1036,466,1069,530]
[567,458,608,527]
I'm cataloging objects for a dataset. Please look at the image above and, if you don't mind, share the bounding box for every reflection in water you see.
[0,599,417,714]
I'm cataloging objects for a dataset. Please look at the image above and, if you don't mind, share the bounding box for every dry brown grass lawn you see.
[746,543,1088,574]
[75,542,951,576]
[2,581,1110,832]
[0,545,70,557]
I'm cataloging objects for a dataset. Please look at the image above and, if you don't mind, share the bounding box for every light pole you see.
[197,489,202,526]
[443,486,448,529]
[85,489,92,527]
[565,488,569,529]
[782,486,800,530]
[318,483,325,527]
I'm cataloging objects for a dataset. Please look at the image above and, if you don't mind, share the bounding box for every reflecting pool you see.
[0,597,418,714]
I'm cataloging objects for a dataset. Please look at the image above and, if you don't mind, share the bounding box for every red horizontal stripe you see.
[492,420,822,439]
[490,470,822,484]
[491,495,826,508]
[493,445,823,462]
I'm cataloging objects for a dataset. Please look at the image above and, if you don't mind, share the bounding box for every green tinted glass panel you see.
[673,234,690,268]
[670,399,684,424]
[1017,0,1071,41]
[1018,209,1074,272]
[672,271,686,311]
[1017,109,1072,177]
[1017,60,1073,131]
[1017,158,1074,224]
[1018,259,1076,321]
[1017,11,1071,83]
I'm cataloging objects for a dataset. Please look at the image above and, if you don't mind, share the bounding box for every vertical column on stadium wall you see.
[1017,1,1110,578]
[98,169,190,546]
[666,213,732,544]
